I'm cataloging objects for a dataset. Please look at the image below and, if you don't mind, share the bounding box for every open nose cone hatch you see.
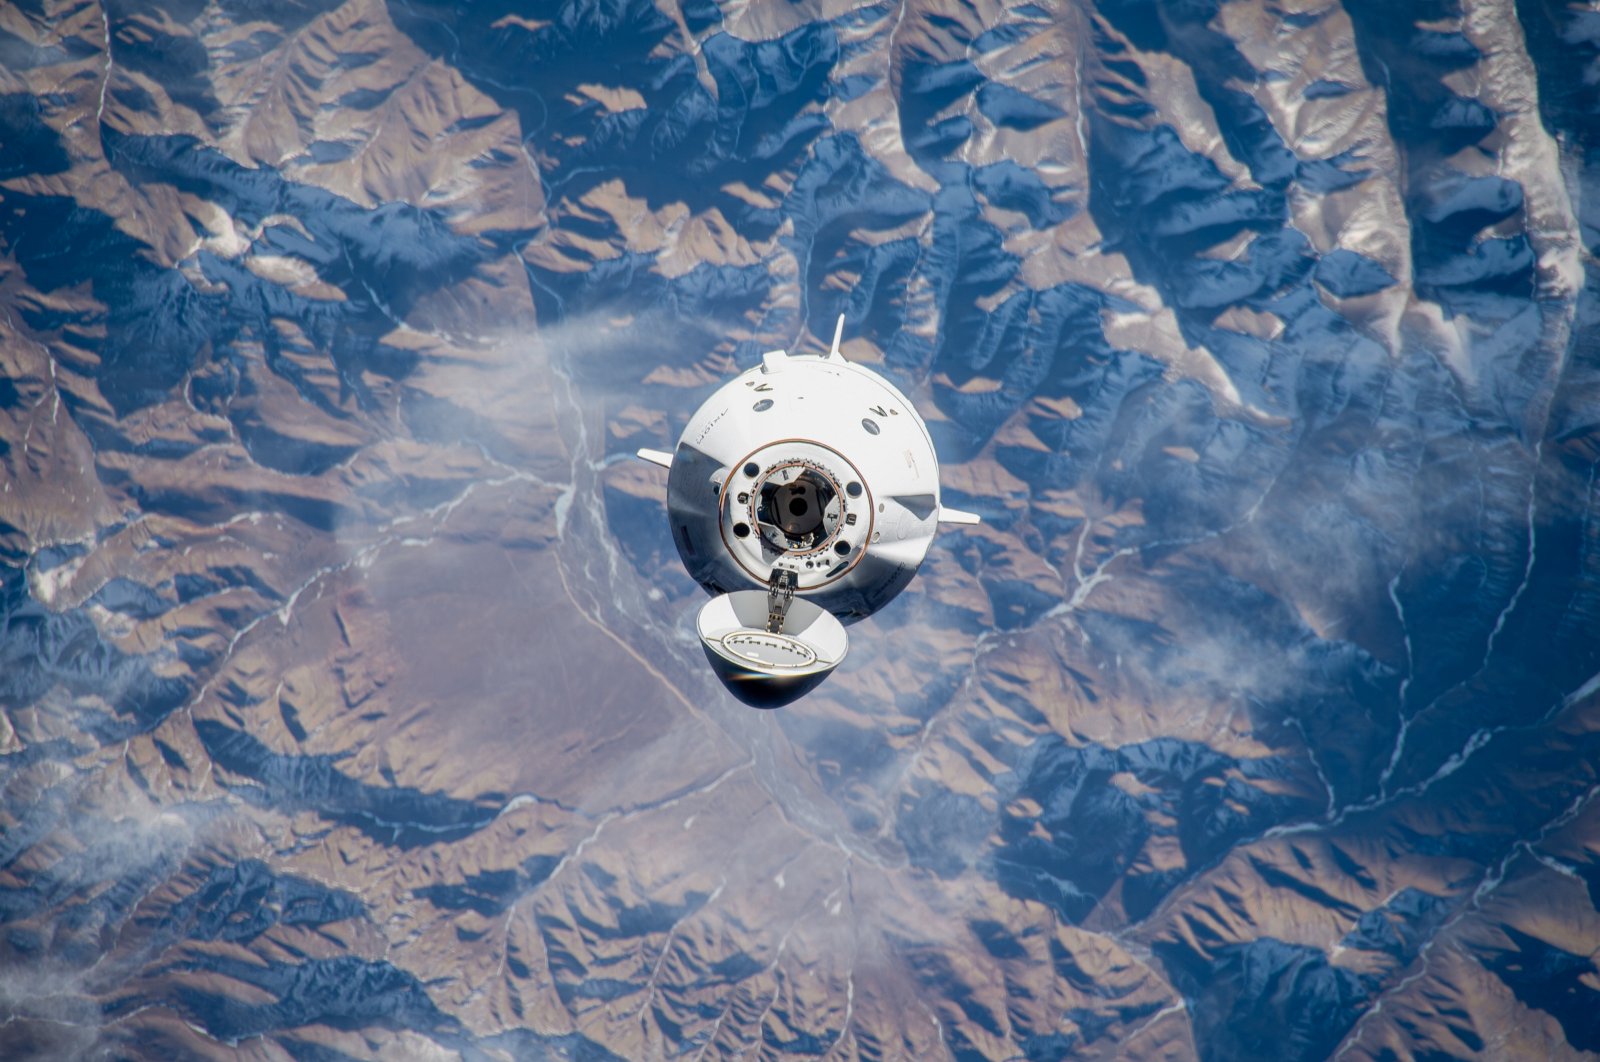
[696,591,847,708]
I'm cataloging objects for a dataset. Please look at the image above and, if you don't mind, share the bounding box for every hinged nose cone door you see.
[695,592,848,708]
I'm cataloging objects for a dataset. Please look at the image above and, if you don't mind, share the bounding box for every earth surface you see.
[2,0,1600,1058]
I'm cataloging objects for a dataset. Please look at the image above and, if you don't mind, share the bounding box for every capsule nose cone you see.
[698,643,835,707]
[697,592,848,708]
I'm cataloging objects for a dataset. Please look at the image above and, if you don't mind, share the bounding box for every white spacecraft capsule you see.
[637,317,979,707]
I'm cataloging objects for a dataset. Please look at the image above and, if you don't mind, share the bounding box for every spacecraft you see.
[636,317,979,707]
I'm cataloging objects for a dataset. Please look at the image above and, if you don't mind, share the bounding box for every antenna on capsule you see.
[827,314,846,361]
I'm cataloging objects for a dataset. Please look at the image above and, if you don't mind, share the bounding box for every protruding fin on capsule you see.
[938,506,981,525]
[828,314,846,360]
[636,448,674,469]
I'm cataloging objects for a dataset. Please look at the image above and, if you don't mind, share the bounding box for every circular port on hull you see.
[760,473,832,544]
[715,440,875,593]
